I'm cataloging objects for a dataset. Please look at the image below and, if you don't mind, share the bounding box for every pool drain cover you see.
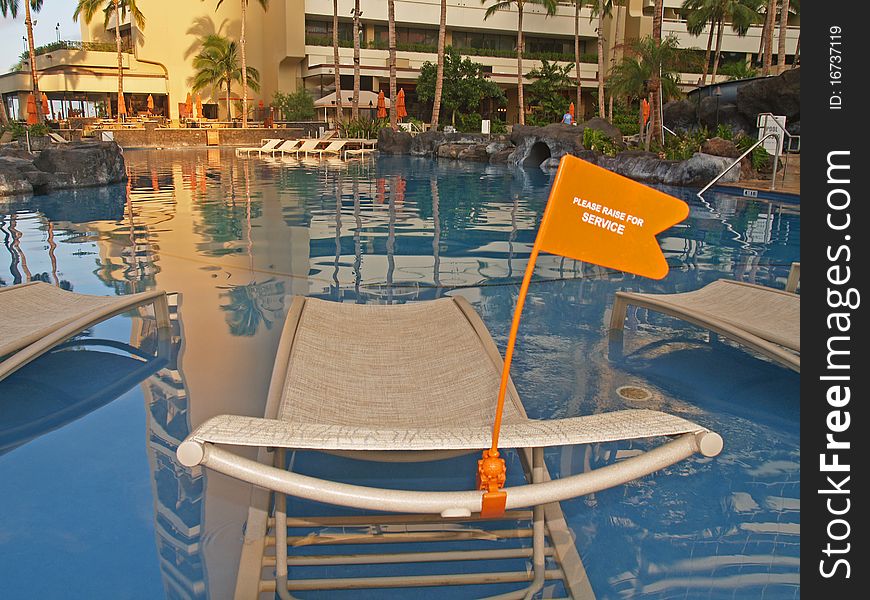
[616,385,653,401]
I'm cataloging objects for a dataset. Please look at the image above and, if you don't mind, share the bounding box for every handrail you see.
[697,132,780,198]
[663,125,677,137]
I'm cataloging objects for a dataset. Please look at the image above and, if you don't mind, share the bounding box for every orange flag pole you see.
[477,154,690,517]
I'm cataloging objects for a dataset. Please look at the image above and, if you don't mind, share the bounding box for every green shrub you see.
[490,119,508,134]
[582,128,619,156]
[339,117,388,139]
[455,112,482,133]
[661,127,709,161]
[735,135,772,170]
[715,124,733,140]
[273,89,316,121]
[0,121,51,140]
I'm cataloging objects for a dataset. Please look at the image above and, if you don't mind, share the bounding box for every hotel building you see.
[0,0,799,123]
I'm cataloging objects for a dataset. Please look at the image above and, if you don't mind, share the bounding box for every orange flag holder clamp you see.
[477,154,689,518]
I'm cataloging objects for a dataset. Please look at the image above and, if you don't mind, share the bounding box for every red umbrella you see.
[26,93,38,125]
[396,88,408,120]
[377,90,387,119]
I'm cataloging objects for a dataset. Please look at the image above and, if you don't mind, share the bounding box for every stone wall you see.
[109,125,319,148]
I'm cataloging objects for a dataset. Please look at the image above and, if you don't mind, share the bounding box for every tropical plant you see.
[387,0,397,129]
[718,60,758,80]
[416,48,506,127]
[683,0,759,83]
[74,0,145,122]
[339,117,387,139]
[2,0,44,123]
[273,89,315,121]
[715,123,733,139]
[586,0,613,119]
[191,34,260,120]
[211,0,268,127]
[481,0,558,125]
[582,127,619,155]
[431,0,448,128]
[526,60,574,125]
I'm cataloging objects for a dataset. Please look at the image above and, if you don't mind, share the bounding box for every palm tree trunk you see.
[431,0,447,129]
[241,0,248,127]
[597,1,605,118]
[352,0,361,118]
[792,32,800,68]
[113,0,123,123]
[763,0,775,75]
[516,3,525,126]
[647,0,663,149]
[388,0,397,130]
[333,0,343,123]
[777,0,790,74]
[227,81,232,120]
[24,2,42,123]
[701,19,715,86]
[711,18,724,81]
[757,3,769,64]
[574,0,581,121]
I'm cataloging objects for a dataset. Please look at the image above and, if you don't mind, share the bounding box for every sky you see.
[1,0,83,71]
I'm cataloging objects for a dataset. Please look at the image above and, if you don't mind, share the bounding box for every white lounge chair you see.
[235,139,280,157]
[288,138,323,157]
[0,282,170,382]
[268,139,301,156]
[178,296,722,597]
[609,262,800,372]
[307,139,347,158]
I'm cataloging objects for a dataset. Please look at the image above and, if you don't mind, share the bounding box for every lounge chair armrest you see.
[179,409,719,456]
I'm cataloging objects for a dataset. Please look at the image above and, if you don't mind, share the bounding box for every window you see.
[305,19,354,42]
[374,26,438,47]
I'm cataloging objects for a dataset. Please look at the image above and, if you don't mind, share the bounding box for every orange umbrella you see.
[41,93,50,119]
[377,90,387,119]
[147,94,154,113]
[117,92,127,115]
[185,93,192,118]
[196,94,203,119]
[26,93,38,124]
[568,102,574,119]
[396,88,407,120]
[641,98,650,127]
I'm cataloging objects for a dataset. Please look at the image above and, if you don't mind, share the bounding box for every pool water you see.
[0,150,799,599]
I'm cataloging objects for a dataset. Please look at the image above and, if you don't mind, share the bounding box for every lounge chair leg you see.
[609,294,629,331]
[154,294,171,330]
[525,447,547,600]
[273,449,297,600]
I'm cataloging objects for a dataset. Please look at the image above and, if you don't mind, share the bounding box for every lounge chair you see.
[47,132,70,144]
[343,145,376,160]
[178,296,722,597]
[268,139,301,156]
[288,138,323,157]
[0,281,170,382]
[609,262,800,372]
[307,139,347,158]
[235,139,280,157]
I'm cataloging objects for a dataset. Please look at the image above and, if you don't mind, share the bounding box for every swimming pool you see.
[0,149,799,599]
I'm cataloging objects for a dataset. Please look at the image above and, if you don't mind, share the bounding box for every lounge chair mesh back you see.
[0,284,120,357]
[279,298,526,428]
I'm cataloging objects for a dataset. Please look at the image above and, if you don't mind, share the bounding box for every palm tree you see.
[191,34,260,120]
[710,1,758,81]
[682,0,719,86]
[431,0,448,129]
[608,0,626,121]
[213,1,268,127]
[482,0,558,126]
[388,0,397,129]
[572,0,582,120]
[649,0,663,148]
[352,0,361,118]
[74,0,145,122]
[332,0,343,122]
[776,0,790,73]
[587,0,613,119]
[762,0,775,74]
[2,0,44,123]
[608,35,681,135]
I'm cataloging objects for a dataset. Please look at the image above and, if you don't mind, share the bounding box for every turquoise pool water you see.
[0,150,799,599]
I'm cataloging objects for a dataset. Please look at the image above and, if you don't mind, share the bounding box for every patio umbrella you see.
[196,94,203,119]
[568,102,574,120]
[377,90,387,119]
[641,98,650,128]
[396,88,407,120]
[117,92,127,116]
[26,93,38,125]
[185,93,192,118]
[147,94,154,113]
[41,93,50,120]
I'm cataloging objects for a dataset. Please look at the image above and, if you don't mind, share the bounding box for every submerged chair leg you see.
[609,294,629,331]
[273,449,297,600]
[526,447,547,600]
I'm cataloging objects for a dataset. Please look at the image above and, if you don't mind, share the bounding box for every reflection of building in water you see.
[135,294,208,600]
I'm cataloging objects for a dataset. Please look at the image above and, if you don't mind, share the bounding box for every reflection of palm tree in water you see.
[431,178,441,288]
[218,278,286,337]
[353,177,362,297]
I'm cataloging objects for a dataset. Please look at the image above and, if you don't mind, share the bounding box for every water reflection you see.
[0,149,800,599]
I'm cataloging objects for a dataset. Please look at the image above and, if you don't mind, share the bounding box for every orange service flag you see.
[478,154,689,518]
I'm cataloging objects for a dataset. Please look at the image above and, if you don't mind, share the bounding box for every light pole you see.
[56,23,61,43]
[714,85,722,128]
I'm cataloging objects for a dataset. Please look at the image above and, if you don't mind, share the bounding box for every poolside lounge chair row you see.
[235,137,377,159]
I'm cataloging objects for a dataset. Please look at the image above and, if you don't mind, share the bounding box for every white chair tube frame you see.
[178,431,722,518]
